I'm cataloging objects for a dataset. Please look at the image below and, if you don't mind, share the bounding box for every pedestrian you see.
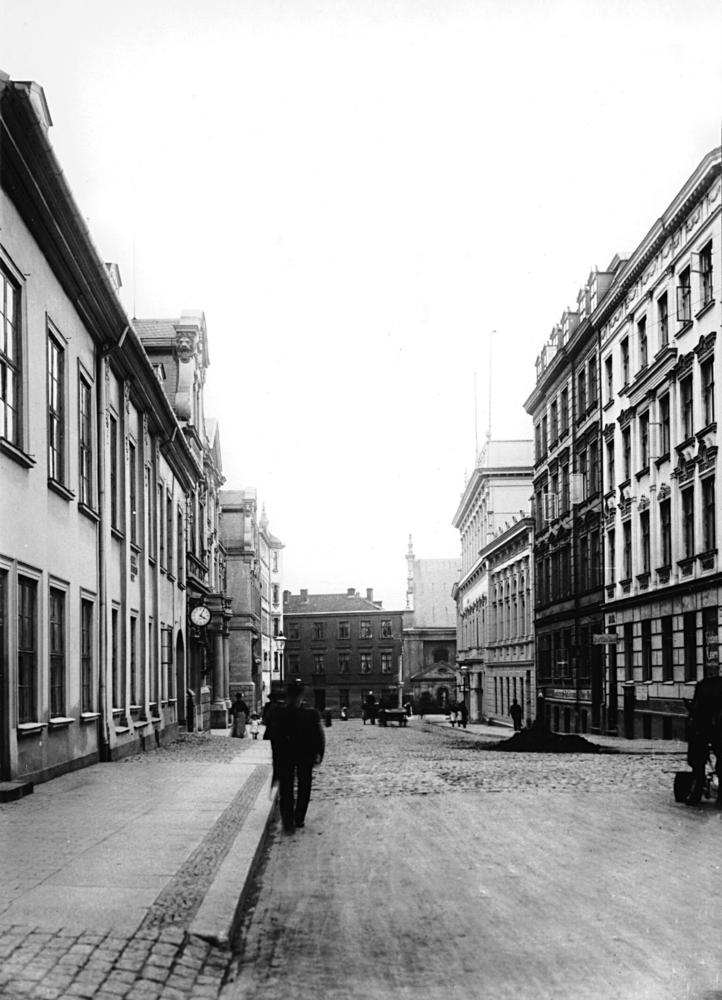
[340,706,349,721]
[249,712,260,739]
[230,691,250,738]
[458,701,468,729]
[450,704,458,727]
[403,701,413,718]
[272,680,325,832]
[262,696,281,740]
[509,698,523,732]
[365,691,377,725]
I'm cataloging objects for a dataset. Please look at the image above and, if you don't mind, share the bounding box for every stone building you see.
[259,506,284,703]
[483,516,536,727]
[0,75,203,788]
[402,537,460,711]
[597,148,721,739]
[283,589,404,716]
[452,440,534,721]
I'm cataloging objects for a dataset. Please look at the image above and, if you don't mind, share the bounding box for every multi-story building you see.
[402,536,460,711]
[524,271,614,735]
[283,589,404,716]
[483,516,535,727]
[452,440,534,721]
[135,314,231,732]
[599,148,721,739]
[258,505,284,703]
[0,75,202,788]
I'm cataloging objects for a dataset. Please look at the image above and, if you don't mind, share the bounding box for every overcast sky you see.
[2,0,721,609]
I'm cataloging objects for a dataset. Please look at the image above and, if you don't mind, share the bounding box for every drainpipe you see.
[97,350,111,761]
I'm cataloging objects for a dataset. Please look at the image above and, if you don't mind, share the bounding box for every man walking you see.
[509,698,524,732]
[272,681,325,832]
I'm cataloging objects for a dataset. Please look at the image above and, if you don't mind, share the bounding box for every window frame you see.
[47,327,66,485]
[78,371,93,508]
[81,597,94,713]
[49,585,66,718]
[0,262,23,450]
[18,575,39,724]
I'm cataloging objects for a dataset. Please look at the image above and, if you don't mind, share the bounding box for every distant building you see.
[402,537,460,711]
[283,589,404,715]
[452,440,534,722]
[258,506,285,704]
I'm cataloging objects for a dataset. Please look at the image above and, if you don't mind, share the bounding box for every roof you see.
[284,593,398,615]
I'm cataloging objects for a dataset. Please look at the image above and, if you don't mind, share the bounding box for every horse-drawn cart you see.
[377,708,408,727]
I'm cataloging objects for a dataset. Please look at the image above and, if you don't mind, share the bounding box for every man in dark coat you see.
[272,681,325,832]
[509,698,523,731]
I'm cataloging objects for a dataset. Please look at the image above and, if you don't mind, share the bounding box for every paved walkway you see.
[0,733,276,999]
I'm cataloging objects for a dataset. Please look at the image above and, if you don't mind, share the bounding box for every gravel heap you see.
[476,728,615,754]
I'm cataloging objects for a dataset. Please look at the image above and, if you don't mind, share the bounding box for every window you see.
[579,535,589,591]
[588,358,598,406]
[288,653,300,675]
[677,267,691,323]
[78,378,93,506]
[148,621,157,705]
[48,335,64,482]
[623,521,632,578]
[660,498,672,565]
[560,388,569,433]
[637,317,648,370]
[702,358,715,426]
[360,653,372,674]
[273,617,280,637]
[622,428,631,481]
[684,611,697,682]
[703,476,716,552]
[621,338,629,386]
[339,688,350,709]
[550,400,558,444]
[682,488,695,558]
[161,627,172,702]
[608,528,616,583]
[166,494,173,576]
[272,584,280,605]
[578,449,587,496]
[606,439,615,489]
[313,653,324,674]
[49,588,65,717]
[624,622,634,682]
[81,599,93,712]
[535,422,542,462]
[640,511,650,574]
[590,530,601,587]
[589,440,599,495]
[541,415,548,455]
[659,394,670,456]
[662,616,673,682]
[605,356,613,402]
[159,484,165,567]
[338,621,350,639]
[289,622,300,641]
[639,412,650,469]
[0,268,21,446]
[681,375,694,440]
[381,652,393,674]
[110,417,119,528]
[381,620,393,638]
[129,443,138,546]
[313,622,324,640]
[641,619,652,682]
[658,292,669,347]
[338,653,349,674]
[111,608,120,708]
[177,506,184,583]
[360,620,372,639]
[272,550,279,572]
[130,615,138,705]
[18,578,37,723]
[577,369,587,415]
[560,463,569,513]
[699,242,713,307]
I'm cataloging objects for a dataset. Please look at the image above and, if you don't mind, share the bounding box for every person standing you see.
[230,692,250,738]
[509,698,523,732]
[458,701,468,729]
[364,691,377,725]
[272,681,325,832]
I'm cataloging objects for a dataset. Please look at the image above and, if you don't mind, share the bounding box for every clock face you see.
[190,605,211,627]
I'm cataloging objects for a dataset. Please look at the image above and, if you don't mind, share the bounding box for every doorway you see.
[175,632,186,727]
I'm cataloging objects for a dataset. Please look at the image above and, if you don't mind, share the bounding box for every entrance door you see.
[175,632,186,727]
[591,641,603,733]
[314,689,326,712]
[623,685,635,740]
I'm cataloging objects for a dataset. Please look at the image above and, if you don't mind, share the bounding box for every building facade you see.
[452,440,534,722]
[283,589,404,716]
[258,506,285,703]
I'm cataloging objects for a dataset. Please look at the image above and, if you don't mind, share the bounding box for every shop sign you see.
[635,686,649,701]
[593,634,623,644]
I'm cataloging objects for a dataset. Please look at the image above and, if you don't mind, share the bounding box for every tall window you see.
[605,356,613,403]
[608,528,616,583]
[577,369,587,414]
[148,621,157,705]
[130,615,138,705]
[661,616,673,682]
[381,652,393,673]
[78,378,92,506]
[677,267,691,323]
[702,358,715,426]
[640,511,650,574]
[161,627,173,702]
[541,415,548,455]
[622,428,631,480]
[111,608,120,708]
[623,521,632,578]
[588,357,598,406]
[81,599,93,712]
[682,488,695,558]
[560,462,569,513]
[110,417,119,528]
[589,440,599,495]
[159,483,166,567]
[658,292,669,346]
[660,499,672,565]
[639,412,650,468]
[550,399,558,444]
[18,578,37,723]
[166,494,174,576]
[699,242,713,307]
[360,653,372,673]
[48,335,64,482]
[560,388,569,433]
[637,316,648,370]
[580,535,589,591]
[606,439,615,488]
[681,376,694,440]
[49,588,65,717]
[683,611,697,682]
[659,394,670,456]
[621,338,630,385]
[0,268,20,445]
[590,530,600,586]
[624,622,634,682]
[313,653,325,674]
[360,620,372,639]
[703,476,716,552]
[338,621,350,639]
[129,443,138,545]
[313,622,324,640]
[641,619,652,682]
[176,506,184,584]
[338,653,349,674]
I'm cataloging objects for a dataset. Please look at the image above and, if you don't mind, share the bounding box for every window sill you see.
[17,722,47,736]
[695,299,715,321]
[48,478,75,502]
[80,712,100,722]
[696,422,717,440]
[675,320,693,338]
[0,437,36,468]
[115,726,130,734]
[111,527,125,541]
[675,437,696,455]
[130,543,142,555]
[79,502,100,524]
[49,716,75,729]
[654,453,670,468]
[635,466,650,480]
[603,399,615,412]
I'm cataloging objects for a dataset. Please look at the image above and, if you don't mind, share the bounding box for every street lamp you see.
[274,632,286,681]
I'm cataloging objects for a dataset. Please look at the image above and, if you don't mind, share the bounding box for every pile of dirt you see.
[477,728,616,754]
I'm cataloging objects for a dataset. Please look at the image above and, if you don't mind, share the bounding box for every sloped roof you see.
[409,661,456,683]
[284,592,390,614]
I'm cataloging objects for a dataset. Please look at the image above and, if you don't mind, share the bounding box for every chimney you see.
[347,588,356,597]
[300,589,309,603]
[366,588,374,603]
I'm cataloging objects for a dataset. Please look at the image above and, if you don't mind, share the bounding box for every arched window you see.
[434,647,449,663]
